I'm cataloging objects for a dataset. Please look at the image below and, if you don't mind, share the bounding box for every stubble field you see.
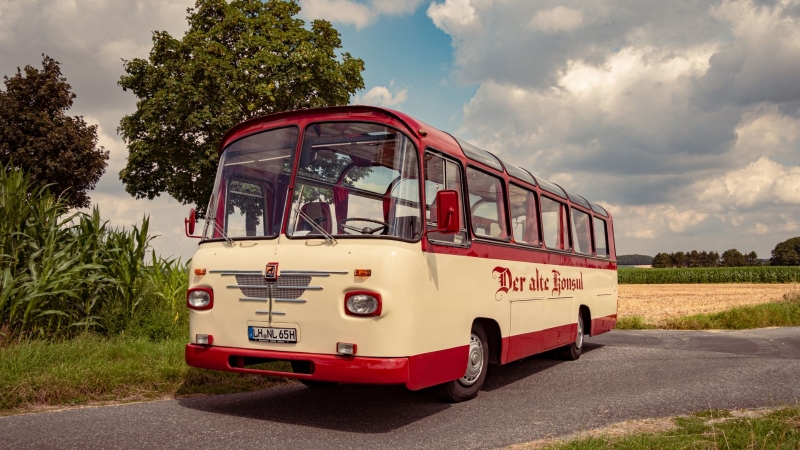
[618,283,800,322]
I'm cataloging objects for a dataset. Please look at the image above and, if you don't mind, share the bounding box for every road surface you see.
[3,327,800,449]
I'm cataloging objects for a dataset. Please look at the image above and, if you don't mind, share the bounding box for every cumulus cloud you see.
[299,0,423,29]
[529,6,584,33]
[430,0,800,255]
[356,82,409,107]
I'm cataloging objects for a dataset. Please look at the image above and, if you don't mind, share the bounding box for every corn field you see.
[618,266,800,284]
[0,165,188,340]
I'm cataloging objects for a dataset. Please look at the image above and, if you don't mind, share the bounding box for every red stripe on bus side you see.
[421,240,617,270]
[590,314,617,337]
[407,345,470,391]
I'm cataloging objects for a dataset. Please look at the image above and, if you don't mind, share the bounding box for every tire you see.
[291,361,338,388]
[439,323,489,402]
[557,313,584,361]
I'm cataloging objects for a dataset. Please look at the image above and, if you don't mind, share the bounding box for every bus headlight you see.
[187,287,214,310]
[344,291,382,317]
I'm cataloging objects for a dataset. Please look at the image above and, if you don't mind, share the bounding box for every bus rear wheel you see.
[439,323,489,402]
[557,313,584,361]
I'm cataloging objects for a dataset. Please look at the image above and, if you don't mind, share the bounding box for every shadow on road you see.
[483,342,603,392]
[178,343,604,433]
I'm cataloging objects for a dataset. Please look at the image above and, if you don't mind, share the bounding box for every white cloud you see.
[530,6,584,34]
[356,83,409,107]
[430,0,800,256]
[299,0,423,29]
[427,0,478,35]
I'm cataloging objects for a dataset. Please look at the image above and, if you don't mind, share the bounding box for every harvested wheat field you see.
[618,283,800,322]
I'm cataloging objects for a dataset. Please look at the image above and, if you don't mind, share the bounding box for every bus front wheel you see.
[439,323,489,402]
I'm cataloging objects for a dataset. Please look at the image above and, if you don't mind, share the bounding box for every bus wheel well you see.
[473,318,502,365]
[579,305,592,337]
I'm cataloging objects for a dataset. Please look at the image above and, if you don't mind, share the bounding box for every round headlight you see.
[187,289,212,309]
[346,294,379,315]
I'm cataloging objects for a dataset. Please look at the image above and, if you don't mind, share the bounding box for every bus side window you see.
[425,152,467,244]
[571,208,592,255]
[594,216,609,257]
[509,184,540,245]
[466,167,508,240]
[541,196,571,251]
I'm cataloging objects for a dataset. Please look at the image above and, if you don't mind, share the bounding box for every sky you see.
[1,0,799,259]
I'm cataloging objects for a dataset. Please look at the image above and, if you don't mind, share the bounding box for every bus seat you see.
[299,202,332,234]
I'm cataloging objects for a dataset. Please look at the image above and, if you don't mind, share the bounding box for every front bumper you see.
[185,344,409,385]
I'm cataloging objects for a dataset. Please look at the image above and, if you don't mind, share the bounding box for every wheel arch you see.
[473,317,502,365]
[579,304,592,336]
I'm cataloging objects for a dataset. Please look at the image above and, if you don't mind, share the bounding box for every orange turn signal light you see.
[354,269,371,277]
[194,268,207,276]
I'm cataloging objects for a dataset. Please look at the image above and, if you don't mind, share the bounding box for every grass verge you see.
[0,334,293,415]
[616,294,800,330]
[535,407,800,449]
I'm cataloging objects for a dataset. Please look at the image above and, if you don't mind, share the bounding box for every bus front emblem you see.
[264,262,279,281]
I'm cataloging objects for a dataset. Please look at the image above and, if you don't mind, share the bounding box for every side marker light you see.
[354,269,371,277]
[196,334,213,345]
[194,268,207,276]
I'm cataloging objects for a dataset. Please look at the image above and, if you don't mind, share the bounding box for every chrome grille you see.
[233,275,312,299]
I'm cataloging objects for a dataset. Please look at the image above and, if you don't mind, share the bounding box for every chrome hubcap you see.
[576,316,584,349]
[460,332,484,386]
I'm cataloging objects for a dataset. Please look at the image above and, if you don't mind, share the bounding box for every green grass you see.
[0,334,293,414]
[542,407,800,449]
[618,266,800,284]
[616,295,800,330]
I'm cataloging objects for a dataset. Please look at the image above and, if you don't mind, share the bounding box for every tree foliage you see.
[771,237,800,266]
[651,249,758,268]
[118,0,365,214]
[0,55,108,208]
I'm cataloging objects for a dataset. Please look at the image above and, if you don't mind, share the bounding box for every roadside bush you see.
[0,165,188,340]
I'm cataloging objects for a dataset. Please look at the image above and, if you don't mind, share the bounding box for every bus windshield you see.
[203,126,299,240]
[287,122,421,241]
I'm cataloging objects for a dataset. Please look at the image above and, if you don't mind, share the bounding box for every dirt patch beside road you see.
[618,283,800,322]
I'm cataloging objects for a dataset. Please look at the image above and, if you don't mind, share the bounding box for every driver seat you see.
[298,202,332,234]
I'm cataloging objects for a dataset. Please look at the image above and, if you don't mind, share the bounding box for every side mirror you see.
[433,190,460,234]
[185,208,201,238]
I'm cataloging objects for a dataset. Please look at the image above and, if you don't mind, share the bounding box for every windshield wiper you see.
[296,209,337,246]
[205,214,235,246]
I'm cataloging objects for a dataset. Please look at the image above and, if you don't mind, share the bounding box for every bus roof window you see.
[590,201,610,218]
[454,137,504,172]
[534,177,567,199]
[566,191,592,210]
[503,161,536,186]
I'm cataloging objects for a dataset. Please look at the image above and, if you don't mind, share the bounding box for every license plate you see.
[248,326,297,343]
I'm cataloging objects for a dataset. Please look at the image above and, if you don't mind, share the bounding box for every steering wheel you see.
[338,218,392,235]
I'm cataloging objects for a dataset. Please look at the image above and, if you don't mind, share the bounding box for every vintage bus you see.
[184,106,617,402]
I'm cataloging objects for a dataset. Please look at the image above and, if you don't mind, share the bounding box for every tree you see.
[0,55,108,208]
[118,0,365,214]
[744,251,759,266]
[652,253,672,268]
[721,248,746,267]
[671,251,687,268]
[771,237,800,266]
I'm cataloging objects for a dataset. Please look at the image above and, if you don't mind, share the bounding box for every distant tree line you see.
[651,249,759,268]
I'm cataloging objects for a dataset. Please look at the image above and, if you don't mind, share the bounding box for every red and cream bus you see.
[184,106,617,402]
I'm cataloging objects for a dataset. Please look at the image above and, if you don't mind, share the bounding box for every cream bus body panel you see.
[188,239,617,359]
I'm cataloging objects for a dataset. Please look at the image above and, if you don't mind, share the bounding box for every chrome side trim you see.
[256,310,286,316]
[210,270,262,276]
[275,298,307,303]
[282,270,349,276]
[240,297,269,302]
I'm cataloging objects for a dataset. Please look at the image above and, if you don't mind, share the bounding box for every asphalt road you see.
[3,327,800,449]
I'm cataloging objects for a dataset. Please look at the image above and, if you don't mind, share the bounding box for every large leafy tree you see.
[771,237,800,266]
[118,0,365,214]
[0,55,108,208]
